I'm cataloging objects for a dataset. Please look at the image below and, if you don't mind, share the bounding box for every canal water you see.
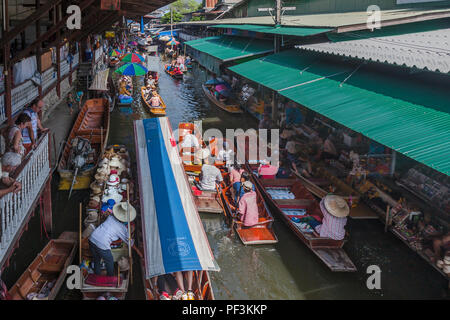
[2,55,448,300]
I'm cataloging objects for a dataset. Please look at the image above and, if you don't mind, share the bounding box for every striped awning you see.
[134,117,220,279]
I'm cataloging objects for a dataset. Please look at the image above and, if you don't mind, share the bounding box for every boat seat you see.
[29,268,41,283]
[39,255,65,273]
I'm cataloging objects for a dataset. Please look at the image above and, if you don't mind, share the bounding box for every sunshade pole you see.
[127,183,133,285]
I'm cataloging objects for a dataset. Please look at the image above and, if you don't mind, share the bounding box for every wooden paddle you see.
[126,184,133,285]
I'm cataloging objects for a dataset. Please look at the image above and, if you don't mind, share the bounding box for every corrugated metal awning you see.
[296,19,450,73]
[89,69,110,91]
[229,50,450,175]
[185,35,273,62]
[211,24,331,37]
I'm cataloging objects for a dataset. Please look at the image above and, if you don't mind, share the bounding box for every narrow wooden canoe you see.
[142,267,215,300]
[57,98,110,184]
[217,168,278,245]
[8,232,78,300]
[248,169,356,272]
[140,86,166,116]
[80,145,133,300]
[202,84,243,114]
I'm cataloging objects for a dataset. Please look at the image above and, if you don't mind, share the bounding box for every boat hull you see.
[202,84,243,114]
[141,86,166,116]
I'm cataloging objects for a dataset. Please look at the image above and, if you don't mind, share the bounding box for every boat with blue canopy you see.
[134,117,220,300]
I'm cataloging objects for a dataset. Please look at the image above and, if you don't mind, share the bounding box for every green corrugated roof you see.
[185,35,273,62]
[211,24,332,36]
[229,50,450,175]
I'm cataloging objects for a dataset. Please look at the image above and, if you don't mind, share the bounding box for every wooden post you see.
[126,184,133,285]
[36,0,43,98]
[3,0,13,125]
[384,205,390,233]
[42,179,53,234]
[79,203,82,263]
[56,5,61,98]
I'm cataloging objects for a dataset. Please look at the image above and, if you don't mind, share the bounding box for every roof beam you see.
[0,0,62,47]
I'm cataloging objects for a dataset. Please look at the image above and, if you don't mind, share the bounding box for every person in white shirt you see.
[197,156,223,191]
[181,132,199,149]
[88,202,136,276]
[216,141,233,166]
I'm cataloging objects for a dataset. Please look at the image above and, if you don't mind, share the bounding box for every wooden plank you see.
[312,248,357,272]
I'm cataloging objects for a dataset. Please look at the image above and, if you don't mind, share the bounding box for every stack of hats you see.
[437,254,450,276]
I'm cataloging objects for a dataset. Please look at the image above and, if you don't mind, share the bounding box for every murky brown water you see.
[2,56,448,300]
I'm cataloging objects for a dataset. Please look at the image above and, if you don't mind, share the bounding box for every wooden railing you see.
[0,132,51,266]
[0,80,40,124]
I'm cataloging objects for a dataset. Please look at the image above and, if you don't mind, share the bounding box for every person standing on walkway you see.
[22,99,49,152]
[7,113,31,157]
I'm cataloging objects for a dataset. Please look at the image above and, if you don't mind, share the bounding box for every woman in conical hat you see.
[310,195,349,241]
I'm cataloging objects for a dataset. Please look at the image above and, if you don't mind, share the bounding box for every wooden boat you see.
[217,167,278,245]
[57,98,110,188]
[248,169,357,272]
[8,232,78,300]
[109,58,120,68]
[178,122,206,172]
[202,84,243,114]
[142,268,215,300]
[164,64,183,79]
[80,145,134,300]
[140,86,166,116]
[117,76,133,105]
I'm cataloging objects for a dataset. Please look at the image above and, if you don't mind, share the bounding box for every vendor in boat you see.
[285,139,312,178]
[315,133,338,161]
[150,91,161,107]
[233,171,255,203]
[258,158,279,179]
[431,232,450,264]
[88,202,136,276]
[216,141,234,166]
[237,181,259,228]
[196,155,223,191]
[310,195,349,241]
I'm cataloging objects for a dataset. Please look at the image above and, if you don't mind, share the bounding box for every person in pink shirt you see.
[230,163,244,185]
[238,181,259,227]
[257,158,279,179]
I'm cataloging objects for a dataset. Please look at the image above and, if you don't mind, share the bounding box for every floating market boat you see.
[80,144,135,300]
[140,86,166,116]
[134,117,220,300]
[8,232,77,300]
[217,166,278,245]
[58,98,110,192]
[202,84,243,114]
[164,64,183,79]
[248,171,357,272]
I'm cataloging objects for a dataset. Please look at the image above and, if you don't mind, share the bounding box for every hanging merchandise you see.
[13,55,37,85]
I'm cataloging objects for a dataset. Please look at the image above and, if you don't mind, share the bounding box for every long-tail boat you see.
[248,168,356,272]
[134,117,219,300]
[57,98,110,191]
[79,145,134,300]
[164,64,183,79]
[217,164,278,245]
[8,232,77,300]
[140,86,166,116]
[202,84,243,114]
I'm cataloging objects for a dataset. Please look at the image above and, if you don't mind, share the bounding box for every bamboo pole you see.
[127,184,133,284]
[79,203,82,264]
[385,205,390,233]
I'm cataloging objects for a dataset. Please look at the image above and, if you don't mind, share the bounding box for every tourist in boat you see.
[197,155,223,191]
[276,158,293,179]
[258,158,279,179]
[216,141,233,166]
[8,113,31,157]
[88,202,136,276]
[310,195,349,241]
[0,152,22,197]
[233,171,255,203]
[258,113,273,130]
[150,91,161,108]
[180,131,200,150]
[185,56,191,65]
[22,98,49,152]
[146,75,155,87]
[237,181,259,228]
[173,271,195,300]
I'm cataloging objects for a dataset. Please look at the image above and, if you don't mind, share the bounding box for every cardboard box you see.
[40,51,53,72]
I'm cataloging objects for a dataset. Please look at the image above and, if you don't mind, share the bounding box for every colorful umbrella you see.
[114,63,148,76]
[128,41,138,46]
[166,38,179,46]
[120,52,145,63]
[109,49,122,57]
